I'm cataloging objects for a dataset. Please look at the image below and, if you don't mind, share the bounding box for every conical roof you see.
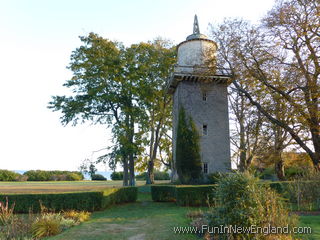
[186,15,209,40]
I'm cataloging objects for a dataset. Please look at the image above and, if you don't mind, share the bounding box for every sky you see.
[0,0,276,172]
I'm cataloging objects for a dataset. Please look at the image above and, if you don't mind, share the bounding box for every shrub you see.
[151,185,176,202]
[0,214,34,239]
[259,167,276,180]
[175,107,202,184]
[110,171,123,180]
[0,192,103,213]
[285,171,320,211]
[136,171,170,181]
[91,174,107,181]
[285,166,306,180]
[32,215,61,238]
[102,187,138,208]
[62,210,91,223]
[175,185,216,206]
[206,172,227,184]
[208,172,297,239]
[265,175,320,211]
[59,217,76,231]
[154,171,170,180]
[0,170,20,181]
[0,197,15,225]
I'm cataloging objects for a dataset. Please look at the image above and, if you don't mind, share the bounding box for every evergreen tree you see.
[176,107,202,184]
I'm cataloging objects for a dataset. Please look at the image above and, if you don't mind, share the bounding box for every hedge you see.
[102,187,138,208]
[151,185,176,202]
[151,185,217,206]
[0,187,138,213]
[0,191,103,213]
[176,185,216,206]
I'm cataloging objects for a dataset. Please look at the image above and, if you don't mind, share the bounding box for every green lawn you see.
[45,191,320,240]
[47,192,198,240]
[0,180,169,194]
[298,215,320,240]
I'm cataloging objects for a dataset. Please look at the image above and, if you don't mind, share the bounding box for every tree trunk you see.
[146,160,154,184]
[123,157,129,186]
[128,113,135,186]
[146,117,163,184]
[274,152,285,180]
[238,120,247,171]
[129,153,135,186]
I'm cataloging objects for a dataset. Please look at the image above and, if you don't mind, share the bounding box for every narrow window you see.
[203,163,208,174]
[202,92,207,101]
[203,124,207,136]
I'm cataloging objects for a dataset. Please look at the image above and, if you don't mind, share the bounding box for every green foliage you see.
[206,172,228,184]
[176,107,202,184]
[32,214,62,238]
[91,174,107,181]
[136,171,170,180]
[151,185,176,202]
[0,192,103,213]
[102,187,138,208]
[0,169,21,181]
[284,166,306,180]
[110,171,123,180]
[0,187,138,214]
[48,33,176,186]
[264,177,320,211]
[23,170,83,181]
[175,185,216,207]
[259,167,276,180]
[208,172,296,239]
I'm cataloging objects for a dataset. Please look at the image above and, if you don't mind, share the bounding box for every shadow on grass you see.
[47,193,200,240]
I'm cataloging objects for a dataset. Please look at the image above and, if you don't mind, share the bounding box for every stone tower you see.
[168,15,232,180]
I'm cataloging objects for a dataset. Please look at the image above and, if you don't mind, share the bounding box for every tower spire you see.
[193,14,200,34]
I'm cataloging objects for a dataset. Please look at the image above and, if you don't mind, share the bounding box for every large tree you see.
[210,0,320,170]
[132,40,175,184]
[48,33,175,186]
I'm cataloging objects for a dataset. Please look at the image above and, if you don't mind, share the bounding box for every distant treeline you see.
[0,169,84,181]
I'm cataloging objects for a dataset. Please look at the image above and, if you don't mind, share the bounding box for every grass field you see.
[0,180,169,194]
[47,192,198,240]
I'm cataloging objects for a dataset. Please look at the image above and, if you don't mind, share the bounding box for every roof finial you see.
[193,15,200,34]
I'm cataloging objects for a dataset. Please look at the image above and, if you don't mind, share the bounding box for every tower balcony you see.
[167,65,233,94]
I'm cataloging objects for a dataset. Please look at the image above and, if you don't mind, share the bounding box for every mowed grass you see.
[0,180,169,194]
[47,192,199,240]
[298,215,320,240]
